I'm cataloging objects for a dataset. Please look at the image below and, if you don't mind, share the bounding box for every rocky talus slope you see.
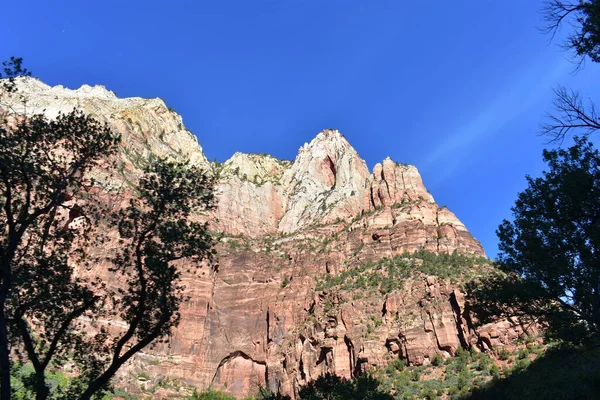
[3,78,535,399]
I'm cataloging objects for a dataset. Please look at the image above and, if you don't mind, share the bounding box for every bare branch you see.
[541,86,600,142]
[541,0,584,40]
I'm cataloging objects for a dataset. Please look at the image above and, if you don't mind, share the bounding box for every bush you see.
[489,364,500,380]
[431,353,444,366]
[513,358,531,372]
[498,349,511,361]
[385,358,407,374]
[476,354,492,371]
[457,370,473,391]
[191,389,236,400]
[517,348,530,360]
[421,387,437,400]
[298,373,393,400]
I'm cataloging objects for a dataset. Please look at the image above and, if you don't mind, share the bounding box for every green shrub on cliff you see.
[191,389,236,400]
[315,250,489,294]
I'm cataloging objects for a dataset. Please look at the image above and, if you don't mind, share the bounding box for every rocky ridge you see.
[4,77,209,171]
[0,78,534,399]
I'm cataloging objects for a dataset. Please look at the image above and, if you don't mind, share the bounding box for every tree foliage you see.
[468,137,600,343]
[543,0,600,64]
[298,373,393,400]
[467,341,600,400]
[0,59,215,399]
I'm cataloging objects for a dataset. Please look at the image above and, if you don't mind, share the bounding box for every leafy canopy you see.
[298,373,393,400]
[0,58,215,400]
[468,137,600,343]
[543,0,600,64]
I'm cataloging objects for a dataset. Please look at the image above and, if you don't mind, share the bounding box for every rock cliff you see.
[1,78,534,399]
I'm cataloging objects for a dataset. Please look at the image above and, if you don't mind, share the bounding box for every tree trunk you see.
[0,305,11,400]
[78,363,119,400]
[35,377,49,400]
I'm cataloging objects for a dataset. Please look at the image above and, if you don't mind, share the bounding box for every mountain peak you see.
[278,129,370,232]
[304,128,349,150]
[314,128,343,140]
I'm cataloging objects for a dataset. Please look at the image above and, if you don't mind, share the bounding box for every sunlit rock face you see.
[212,153,290,238]
[0,79,532,400]
[278,129,371,233]
[3,77,209,172]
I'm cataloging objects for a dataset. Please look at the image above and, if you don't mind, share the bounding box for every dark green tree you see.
[74,159,215,400]
[468,137,600,343]
[0,58,120,399]
[543,0,600,64]
[298,373,393,400]
[1,59,215,399]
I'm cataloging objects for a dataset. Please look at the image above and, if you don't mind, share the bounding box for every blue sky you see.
[2,0,598,256]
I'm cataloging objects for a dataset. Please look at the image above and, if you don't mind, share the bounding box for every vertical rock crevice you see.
[449,292,469,350]
[325,155,336,189]
[344,336,356,378]
[267,309,272,344]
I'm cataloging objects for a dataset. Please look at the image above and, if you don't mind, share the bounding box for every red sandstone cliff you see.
[2,78,534,399]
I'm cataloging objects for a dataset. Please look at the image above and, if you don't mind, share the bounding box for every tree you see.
[542,0,600,64]
[1,60,215,399]
[541,86,600,143]
[0,58,120,399]
[468,137,600,343]
[540,2,600,143]
[298,373,393,400]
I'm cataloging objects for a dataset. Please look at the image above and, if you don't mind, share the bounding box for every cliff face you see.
[2,78,532,399]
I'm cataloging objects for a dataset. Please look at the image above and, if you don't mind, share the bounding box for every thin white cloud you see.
[421,58,571,184]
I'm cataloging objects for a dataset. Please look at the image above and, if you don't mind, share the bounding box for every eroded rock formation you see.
[2,78,534,399]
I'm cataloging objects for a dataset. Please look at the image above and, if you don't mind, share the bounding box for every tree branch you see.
[41,295,99,369]
[541,86,600,142]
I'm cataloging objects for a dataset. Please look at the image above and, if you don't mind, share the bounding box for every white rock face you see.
[213,153,291,237]
[278,129,370,233]
[214,178,286,237]
[220,152,291,185]
[1,77,209,170]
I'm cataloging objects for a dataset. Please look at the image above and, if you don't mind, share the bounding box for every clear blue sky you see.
[2,1,598,257]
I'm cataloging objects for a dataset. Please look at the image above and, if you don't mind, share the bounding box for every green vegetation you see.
[0,58,215,400]
[13,339,596,400]
[390,196,424,210]
[211,158,224,178]
[10,364,142,400]
[543,0,600,64]
[468,341,600,400]
[190,386,289,400]
[316,250,489,294]
[298,373,393,400]
[191,389,238,400]
[372,346,542,400]
[184,344,599,400]
[431,353,444,367]
[186,345,560,400]
[468,137,600,344]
